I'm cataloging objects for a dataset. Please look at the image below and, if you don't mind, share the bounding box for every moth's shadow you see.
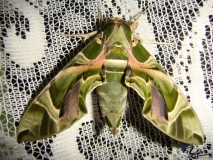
[91,89,106,135]
[125,88,170,144]
[125,88,188,147]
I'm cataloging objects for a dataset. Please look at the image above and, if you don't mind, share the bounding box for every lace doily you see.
[0,0,212,159]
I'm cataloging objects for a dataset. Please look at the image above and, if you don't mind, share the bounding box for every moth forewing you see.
[17,12,204,145]
[17,36,105,142]
[126,39,204,145]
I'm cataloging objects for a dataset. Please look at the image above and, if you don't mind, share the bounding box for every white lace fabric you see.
[0,0,212,159]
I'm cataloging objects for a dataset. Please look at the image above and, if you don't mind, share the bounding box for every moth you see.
[17,10,204,145]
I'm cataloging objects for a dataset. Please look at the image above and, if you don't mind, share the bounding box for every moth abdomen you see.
[96,46,129,133]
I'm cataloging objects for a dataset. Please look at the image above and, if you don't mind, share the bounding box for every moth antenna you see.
[130,6,151,31]
[98,7,105,29]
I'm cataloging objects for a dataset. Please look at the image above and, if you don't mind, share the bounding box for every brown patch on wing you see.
[59,80,81,122]
[151,83,168,123]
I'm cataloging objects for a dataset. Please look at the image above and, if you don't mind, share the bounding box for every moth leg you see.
[100,64,106,82]
[121,63,134,86]
[124,64,135,77]
[133,34,175,45]
[55,31,98,42]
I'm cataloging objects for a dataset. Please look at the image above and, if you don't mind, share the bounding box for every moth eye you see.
[96,34,103,43]
[132,39,137,46]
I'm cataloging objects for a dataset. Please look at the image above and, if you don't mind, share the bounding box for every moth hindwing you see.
[17,14,204,145]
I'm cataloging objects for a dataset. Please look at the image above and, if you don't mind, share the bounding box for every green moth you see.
[17,12,204,145]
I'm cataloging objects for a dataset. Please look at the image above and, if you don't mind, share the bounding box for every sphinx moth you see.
[17,12,204,145]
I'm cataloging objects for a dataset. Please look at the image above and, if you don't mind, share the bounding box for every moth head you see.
[104,17,129,27]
